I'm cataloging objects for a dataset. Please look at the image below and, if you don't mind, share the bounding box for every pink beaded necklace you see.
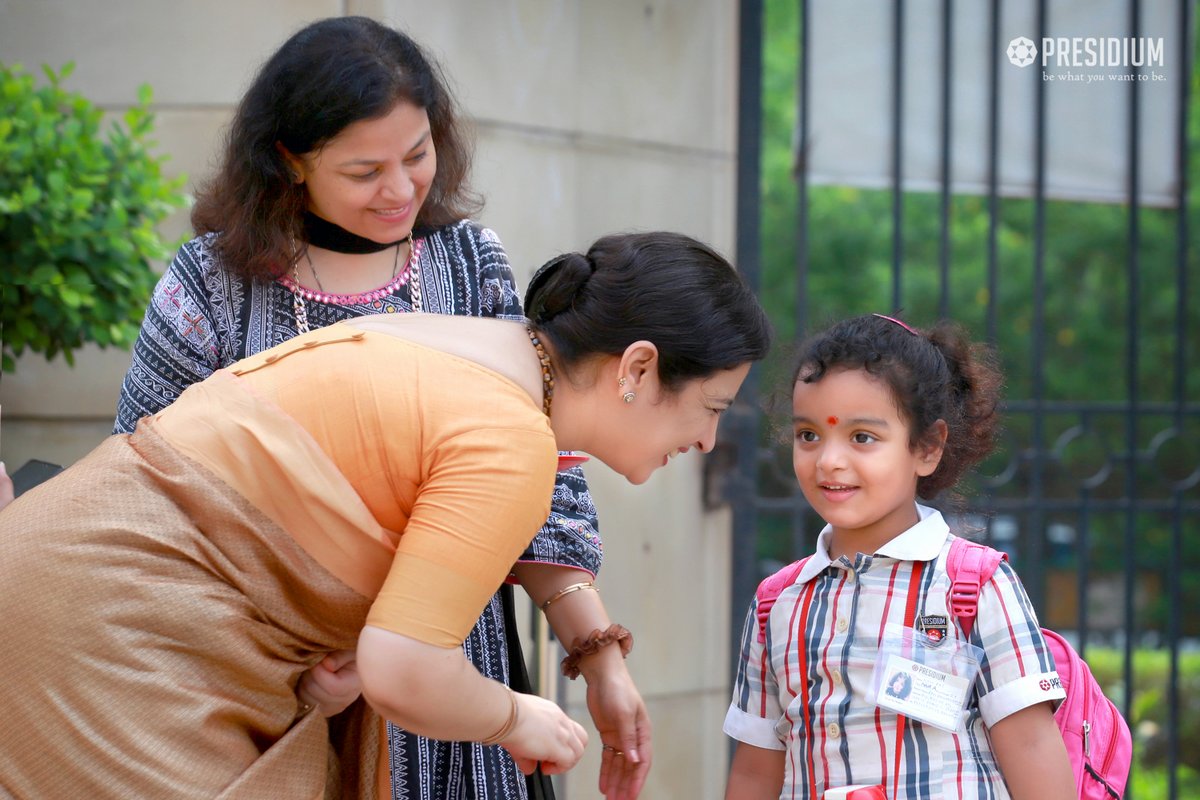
[281,238,424,333]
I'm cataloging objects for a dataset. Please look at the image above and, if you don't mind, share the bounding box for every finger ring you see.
[602,745,624,756]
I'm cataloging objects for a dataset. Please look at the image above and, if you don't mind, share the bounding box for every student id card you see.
[870,624,983,732]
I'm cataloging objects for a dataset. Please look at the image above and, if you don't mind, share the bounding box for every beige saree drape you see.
[0,423,377,799]
[0,325,555,799]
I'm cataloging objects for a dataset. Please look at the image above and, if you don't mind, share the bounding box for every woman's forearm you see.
[515,563,607,640]
[358,626,513,740]
[514,562,624,679]
[357,624,589,772]
[517,561,652,793]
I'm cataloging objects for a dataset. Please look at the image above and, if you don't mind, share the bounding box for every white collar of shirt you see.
[795,503,950,585]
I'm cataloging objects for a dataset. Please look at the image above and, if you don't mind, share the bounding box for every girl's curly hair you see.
[793,313,1003,500]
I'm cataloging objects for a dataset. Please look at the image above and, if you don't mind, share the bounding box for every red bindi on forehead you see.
[827,416,839,426]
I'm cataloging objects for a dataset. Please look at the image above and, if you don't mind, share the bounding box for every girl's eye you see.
[852,432,877,444]
[350,170,380,180]
[405,151,427,164]
[796,430,818,443]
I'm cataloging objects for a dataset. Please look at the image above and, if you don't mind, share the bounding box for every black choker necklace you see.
[302,211,411,254]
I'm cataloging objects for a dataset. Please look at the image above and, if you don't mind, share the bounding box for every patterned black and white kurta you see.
[114,220,601,800]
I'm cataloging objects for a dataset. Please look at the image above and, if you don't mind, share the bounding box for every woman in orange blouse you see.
[0,231,771,800]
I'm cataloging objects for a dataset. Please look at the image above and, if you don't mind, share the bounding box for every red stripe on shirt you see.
[874,562,903,780]
[780,581,808,799]
[995,573,1027,674]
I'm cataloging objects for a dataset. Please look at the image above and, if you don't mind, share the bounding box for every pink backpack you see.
[753,543,1133,799]
[948,538,1132,800]
[754,556,810,644]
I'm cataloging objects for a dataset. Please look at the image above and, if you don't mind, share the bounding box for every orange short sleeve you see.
[366,424,556,647]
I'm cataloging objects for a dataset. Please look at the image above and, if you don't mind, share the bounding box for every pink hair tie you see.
[872,313,918,336]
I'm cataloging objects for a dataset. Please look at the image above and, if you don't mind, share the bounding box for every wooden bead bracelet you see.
[560,623,633,680]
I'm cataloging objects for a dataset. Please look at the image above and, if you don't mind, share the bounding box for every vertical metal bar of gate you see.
[985,0,1001,346]
[1167,4,1192,794]
[983,0,1006,623]
[731,0,765,681]
[1027,0,1049,614]
[891,0,906,302]
[939,0,954,318]
[797,0,811,341]
[793,0,814,562]
[1122,4,1143,777]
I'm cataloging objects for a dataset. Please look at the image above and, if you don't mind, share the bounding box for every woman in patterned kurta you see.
[113,16,648,800]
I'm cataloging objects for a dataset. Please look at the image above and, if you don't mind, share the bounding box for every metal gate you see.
[728,0,1197,795]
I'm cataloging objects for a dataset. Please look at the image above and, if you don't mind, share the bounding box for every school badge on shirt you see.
[917,614,949,645]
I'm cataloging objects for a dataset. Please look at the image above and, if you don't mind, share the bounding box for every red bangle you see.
[560,624,633,680]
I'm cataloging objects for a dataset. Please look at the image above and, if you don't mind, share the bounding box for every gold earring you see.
[623,391,636,403]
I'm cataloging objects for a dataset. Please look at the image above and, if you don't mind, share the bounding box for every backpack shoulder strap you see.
[754,556,811,644]
[946,537,1007,639]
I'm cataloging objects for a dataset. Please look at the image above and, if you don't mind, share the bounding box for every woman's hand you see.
[582,649,652,799]
[512,563,654,798]
[297,649,361,717]
[499,692,589,776]
[359,626,587,769]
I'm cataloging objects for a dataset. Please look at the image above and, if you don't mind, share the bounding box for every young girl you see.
[723,313,1075,800]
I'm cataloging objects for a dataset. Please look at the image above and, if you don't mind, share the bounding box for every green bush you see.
[0,62,188,373]
[1088,648,1200,787]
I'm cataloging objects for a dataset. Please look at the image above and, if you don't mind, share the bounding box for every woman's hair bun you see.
[524,252,594,323]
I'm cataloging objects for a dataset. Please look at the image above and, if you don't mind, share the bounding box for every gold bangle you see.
[481,687,520,746]
[540,581,598,611]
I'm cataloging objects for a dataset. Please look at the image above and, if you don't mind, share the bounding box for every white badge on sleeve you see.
[870,624,984,732]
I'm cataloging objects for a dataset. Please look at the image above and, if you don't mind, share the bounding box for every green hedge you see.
[0,62,187,373]
[1087,647,1200,793]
